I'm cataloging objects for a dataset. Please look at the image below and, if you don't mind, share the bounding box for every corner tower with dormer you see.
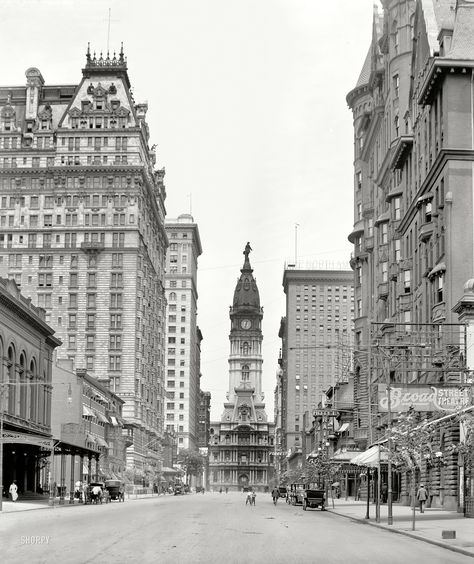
[208,244,274,492]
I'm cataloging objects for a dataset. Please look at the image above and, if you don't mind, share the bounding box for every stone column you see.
[69,453,75,504]
[59,453,66,504]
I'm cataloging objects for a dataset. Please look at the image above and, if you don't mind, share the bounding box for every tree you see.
[178,449,204,483]
[388,408,447,529]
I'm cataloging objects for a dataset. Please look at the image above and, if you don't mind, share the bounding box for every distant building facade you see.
[0,49,168,479]
[209,245,274,492]
[164,214,202,452]
[279,266,354,469]
[51,361,127,501]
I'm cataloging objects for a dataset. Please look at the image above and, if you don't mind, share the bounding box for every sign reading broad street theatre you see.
[378,384,471,412]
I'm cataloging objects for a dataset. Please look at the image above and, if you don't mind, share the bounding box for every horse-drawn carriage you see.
[86,482,106,504]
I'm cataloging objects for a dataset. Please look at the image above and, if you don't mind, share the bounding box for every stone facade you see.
[209,245,274,492]
[164,214,202,452]
[0,48,167,478]
[347,1,474,511]
[0,276,61,496]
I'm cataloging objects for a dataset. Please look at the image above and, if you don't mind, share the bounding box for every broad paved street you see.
[0,493,470,564]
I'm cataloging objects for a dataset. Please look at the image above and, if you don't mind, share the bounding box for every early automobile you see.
[104,480,125,502]
[287,483,306,505]
[174,484,184,495]
[278,486,288,499]
[302,488,326,511]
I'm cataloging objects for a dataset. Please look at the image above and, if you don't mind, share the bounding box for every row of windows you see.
[2,253,124,269]
[1,212,134,228]
[1,193,132,208]
[59,136,128,150]
[0,232,126,249]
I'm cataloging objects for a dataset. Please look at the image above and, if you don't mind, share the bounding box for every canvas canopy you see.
[350,445,388,467]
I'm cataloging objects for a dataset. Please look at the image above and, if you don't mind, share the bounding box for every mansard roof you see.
[447,0,474,59]
[419,0,456,55]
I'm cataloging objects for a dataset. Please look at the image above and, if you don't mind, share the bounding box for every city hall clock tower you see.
[208,244,274,492]
[228,242,264,404]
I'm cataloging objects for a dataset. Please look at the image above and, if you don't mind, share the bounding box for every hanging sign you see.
[378,384,471,412]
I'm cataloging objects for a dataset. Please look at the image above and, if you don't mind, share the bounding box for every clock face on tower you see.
[240,319,252,330]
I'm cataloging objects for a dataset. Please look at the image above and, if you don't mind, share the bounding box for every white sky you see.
[2,0,376,420]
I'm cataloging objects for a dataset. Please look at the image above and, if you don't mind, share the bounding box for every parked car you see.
[302,489,325,511]
[104,480,125,502]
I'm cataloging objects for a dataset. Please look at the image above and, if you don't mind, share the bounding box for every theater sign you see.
[378,384,471,412]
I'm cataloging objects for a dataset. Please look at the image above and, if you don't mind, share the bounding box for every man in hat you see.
[416,483,428,513]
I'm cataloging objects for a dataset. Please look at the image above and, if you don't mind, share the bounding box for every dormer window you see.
[26,121,34,133]
[111,100,120,111]
[96,99,104,110]
[4,119,11,131]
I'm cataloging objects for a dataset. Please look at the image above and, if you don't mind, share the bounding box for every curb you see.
[0,494,161,515]
[328,509,474,559]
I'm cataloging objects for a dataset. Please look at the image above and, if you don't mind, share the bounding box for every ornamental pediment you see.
[38,104,52,120]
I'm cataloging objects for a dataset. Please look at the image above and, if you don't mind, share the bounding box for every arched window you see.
[19,353,27,419]
[7,346,16,414]
[242,365,249,381]
[169,292,176,301]
[242,342,249,356]
[30,359,37,422]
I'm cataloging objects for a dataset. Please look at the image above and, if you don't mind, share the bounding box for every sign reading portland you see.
[378,384,471,412]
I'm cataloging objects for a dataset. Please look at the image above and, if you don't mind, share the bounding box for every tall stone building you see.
[209,244,274,492]
[279,266,354,469]
[347,1,474,511]
[164,214,202,452]
[0,48,168,479]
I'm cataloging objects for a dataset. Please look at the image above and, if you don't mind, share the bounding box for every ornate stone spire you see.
[232,243,260,310]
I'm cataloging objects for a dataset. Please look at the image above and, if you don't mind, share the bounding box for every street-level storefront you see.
[1,428,54,498]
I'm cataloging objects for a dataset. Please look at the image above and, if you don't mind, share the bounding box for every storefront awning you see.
[162,466,181,474]
[109,416,119,426]
[331,450,361,462]
[350,445,388,467]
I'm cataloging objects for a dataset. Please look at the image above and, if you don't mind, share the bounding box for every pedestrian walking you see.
[219,487,223,494]
[381,483,388,504]
[245,490,252,505]
[9,480,18,502]
[251,489,256,506]
[416,483,428,513]
[271,487,279,505]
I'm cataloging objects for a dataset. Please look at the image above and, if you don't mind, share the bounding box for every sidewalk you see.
[0,492,162,514]
[328,498,474,558]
